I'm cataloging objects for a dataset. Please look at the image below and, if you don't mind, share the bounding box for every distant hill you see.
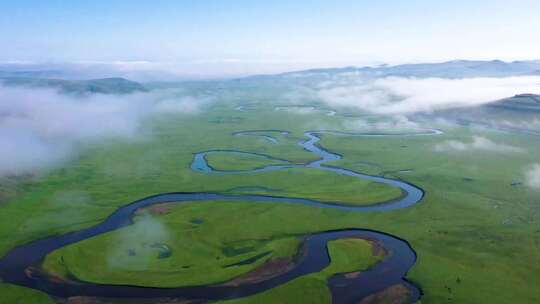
[0,69,66,78]
[429,93,540,135]
[487,94,540,112]
[275,60,540,79]
[0,77,148,94]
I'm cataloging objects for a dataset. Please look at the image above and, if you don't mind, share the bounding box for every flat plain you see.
[1,80,539,304]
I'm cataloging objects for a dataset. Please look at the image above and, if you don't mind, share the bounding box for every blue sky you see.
[1,0,540,74]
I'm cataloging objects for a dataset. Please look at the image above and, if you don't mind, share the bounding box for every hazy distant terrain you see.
[0,77,147,94]
[271,60,540,79]
[2,59,540,82]
[490,94,540,112]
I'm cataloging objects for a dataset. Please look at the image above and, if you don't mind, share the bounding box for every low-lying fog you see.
[315,76,540,114]
[2,74,539,189]
[0,84,206,176]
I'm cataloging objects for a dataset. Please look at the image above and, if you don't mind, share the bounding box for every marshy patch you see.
[124,242,173,259]
[224,251,272,268]
[216,257,295,287]
[209,116,243,124]
[221,245,256,257]
[149,243,172,259]
[221,239,270,257]
[358,283,412,304]
[189,218,204,225]
[511,181,522,186]
[227,186,281,193]
[134,203,173,216]
[62,296,200,304]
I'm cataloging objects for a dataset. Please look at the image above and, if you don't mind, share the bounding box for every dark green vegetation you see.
[0,79,539,303]
[0,77,147,94]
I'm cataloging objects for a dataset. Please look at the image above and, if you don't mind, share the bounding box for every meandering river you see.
[0,128,442,303]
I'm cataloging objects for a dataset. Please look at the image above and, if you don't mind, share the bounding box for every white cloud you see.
[433,136,524,153]
[524,164,540,190]
[318,76,540,114]
[153,96,203,114]
[343,115,421,132]
[0,85,205,176]
[490,118,540,132]
[107,213,170,270]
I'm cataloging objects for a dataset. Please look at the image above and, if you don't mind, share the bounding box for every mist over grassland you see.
[0,83,209,176]
[1,60,540,184]
[525,164,540,189]
[311,76,540,114]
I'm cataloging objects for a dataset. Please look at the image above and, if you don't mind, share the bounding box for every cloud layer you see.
[524,164,540,190]
[433,136,524,153]
[342,115,421,132]
[107,213,171,270]
[317,76,540,114]
[0,85,204,176]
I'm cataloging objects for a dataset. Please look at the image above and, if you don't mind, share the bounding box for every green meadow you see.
[1,86,539,304]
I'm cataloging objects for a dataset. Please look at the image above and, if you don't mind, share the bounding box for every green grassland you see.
[42,201,384,288]
[0,284,56,304]
[323,238,384,275]
[0,82,539,303]
[204,152,293,171]
[318,126,540,304]
[212,123,540,304]
[42,201,302,287]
